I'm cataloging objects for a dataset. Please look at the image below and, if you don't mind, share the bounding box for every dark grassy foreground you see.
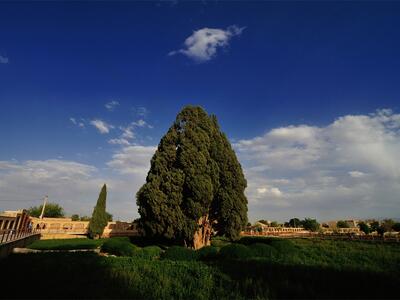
[1,237,399,299]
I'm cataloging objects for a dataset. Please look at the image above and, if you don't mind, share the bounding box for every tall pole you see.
[39,195,48,219]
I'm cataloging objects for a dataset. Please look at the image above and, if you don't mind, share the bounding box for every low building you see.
[30,217,138,239]
[243,224,308,236]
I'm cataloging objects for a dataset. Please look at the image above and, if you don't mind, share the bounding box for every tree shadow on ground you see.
[0,253,133,299]
[214,259,400,299]
[0,252,234,299]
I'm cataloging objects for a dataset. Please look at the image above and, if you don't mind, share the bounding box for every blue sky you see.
[1,1,399,222]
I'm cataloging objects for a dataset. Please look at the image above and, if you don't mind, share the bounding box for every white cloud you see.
[0,55,9,64]
[257,187,267,194]
[70,117,77,125]
[90,119,114,134]
[349,171,366,178]
[105,100,120,111]
[235,109,400,221]
[0,157,154,221]
[257,187,282,198]
[108,138,130,146]
[107,145,156,175]
[0,159,103,214]
[169,25,245,62]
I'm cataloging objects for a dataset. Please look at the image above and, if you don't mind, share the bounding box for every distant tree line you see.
[252,217,400,236]
[357,219,400,236]
[71,212,112,222]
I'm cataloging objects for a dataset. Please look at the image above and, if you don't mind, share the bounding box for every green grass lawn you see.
[27,238,105,250]
[1,236,399,299]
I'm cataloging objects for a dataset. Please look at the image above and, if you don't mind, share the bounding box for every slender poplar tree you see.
[88,184,108,239]
[137,106,248,248]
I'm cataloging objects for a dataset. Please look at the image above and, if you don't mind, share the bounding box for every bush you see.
[101,237,139,256]
[238,236,275,246]
[218,244,253,260]
[210,237,231,248]
[134,246,163,260]
[27,238,104,250]
[161,246,198,261]
[249,243,278,259]
[197,246,219,260]
[270,240,296,254]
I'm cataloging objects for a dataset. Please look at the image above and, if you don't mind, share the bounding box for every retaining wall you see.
[0,234,41,259]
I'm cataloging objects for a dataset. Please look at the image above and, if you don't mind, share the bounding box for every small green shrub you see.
[270,239,296,254]
[197,246,219,260]
[211,237,231,248]
[133,246,163,259]
[249,243,278,259]
[101,238,139,256]
[219,244,253,260]
[239,236,275,245]
[161,246,198,261]
[27,238,104,250]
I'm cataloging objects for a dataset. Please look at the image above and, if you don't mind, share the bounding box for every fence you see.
[0,228,39,244]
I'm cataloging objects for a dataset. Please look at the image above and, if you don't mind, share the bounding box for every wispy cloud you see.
[132,119,152,128]
[105,100,120,111]
[169,25,245,62]
[70,117,85,128]
[108,138,130,146]
[108,119,153,147]
[90,119,114,134]
[0,55,9,64]
[121,126,135,139]
[132,106,149,118]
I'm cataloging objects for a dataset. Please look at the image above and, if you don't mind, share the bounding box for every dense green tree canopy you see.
[288,218,301,228]
[336,220,350,228]
[358,222,371,234]
[137,106,248,248]
[28,203,64,218]
[270,221,279,227]
[393,222,400,232]
[88,184,108,239]
[370,221,380,232]
[302,218,320,232]
[257,220,269,225]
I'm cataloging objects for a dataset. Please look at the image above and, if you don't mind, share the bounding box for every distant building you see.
[1,208,138,239]
[30,217,138,239]
[322,219,361,234]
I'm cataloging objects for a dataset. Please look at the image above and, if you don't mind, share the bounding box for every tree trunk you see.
[192,215,212,250]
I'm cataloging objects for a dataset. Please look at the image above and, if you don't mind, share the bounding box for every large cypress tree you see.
[88,184,108,239]
[137,106,247,248]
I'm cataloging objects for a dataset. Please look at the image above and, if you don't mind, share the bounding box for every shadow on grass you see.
[0,253,129,299]
[214,259,400,299]
[0,252,236,299]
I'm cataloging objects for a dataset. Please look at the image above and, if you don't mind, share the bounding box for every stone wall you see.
[0,233,40,259]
